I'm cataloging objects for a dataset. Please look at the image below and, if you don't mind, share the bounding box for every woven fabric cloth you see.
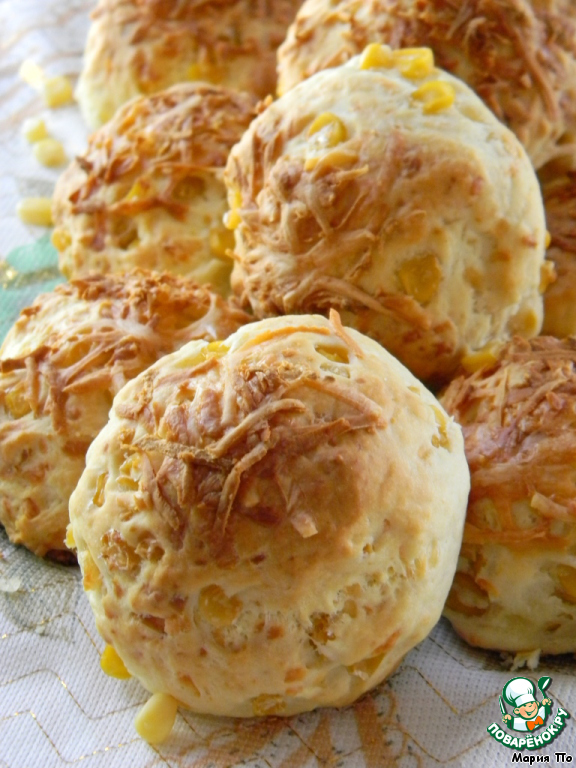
[1,1,575,765]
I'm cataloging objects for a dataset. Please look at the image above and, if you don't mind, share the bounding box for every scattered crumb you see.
[0,576,21,593]
[19,59,74,107]
[501,649,541,671]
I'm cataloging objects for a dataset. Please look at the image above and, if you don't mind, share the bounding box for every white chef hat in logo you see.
[503,677,537,708]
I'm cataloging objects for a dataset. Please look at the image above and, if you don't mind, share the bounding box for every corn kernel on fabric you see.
[33,137,67,167]
[17,197,54,227]
[52,83,259,296]
[22,117,48,143]
[276,0,576,170]
[42,75,74,108]
[134,693,178,744]
[69,313,469,719]
[75,0,304,129]
[440,335,576,655]
[0,271,250,560]
[225,50,547,385]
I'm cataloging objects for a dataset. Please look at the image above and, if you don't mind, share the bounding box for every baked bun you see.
[76,0,303,129]
[0,271,249,561]
[52,84,259,295]
[277,0,576,170]
[225,46,547,385]
[440,336,576,655]
[540,171,576,337]
[68,312,469,724]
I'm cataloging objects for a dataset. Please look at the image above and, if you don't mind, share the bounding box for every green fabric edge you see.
[0,234,65,344]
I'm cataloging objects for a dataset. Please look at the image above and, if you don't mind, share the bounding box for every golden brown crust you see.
[53,83,259,293]
[69,314,469,717]
[77,0,304,127]
[541,171,576,337]
[226,52,546,385]
[0,271,250,558]
[277,0,576,169]
[440,335,576,653]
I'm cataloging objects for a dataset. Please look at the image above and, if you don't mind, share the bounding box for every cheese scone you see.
[540,172,576,338]
[0,271,249,561]
[441,336,576,655]
[69,313,469,727]
[52,84,259,295]
[277,0,576,170]
[76,0,303,129]
[225,46,548,385]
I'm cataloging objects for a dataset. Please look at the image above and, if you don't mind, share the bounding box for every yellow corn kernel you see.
[125,179,148,201]
[99,104,115,124]
[19,59,45,89]
[135,692,178,744]
[187,62,204,80]
[101,529,141,572]
[460,342,502,374]
[42,75,74,108]
[545,230,551,249]
[307,112,347,149]
[412,80,456,114]
[398,253,442,304]
[202,341,229,360]
[209,226,235,257]
[303,156,320,172]
[230,189,242,209]
[101,644,132,679]
[207,340,228,353]
[556,565,576,604]
[173,349,204,369]
[315,344,349,364]
[119,454,141,475]
[17,197,53,227]
[118,469,140,490]
[93,472,108,507]
[82,552,102,591]
[5,384,32,419]
[360,43,393,70]
[22,117,49,143]
[33,137,67,167]
[65,525,76,550]
[347,652,385,680]
[251,694,286,716]
[224,189,243,230]
[304,146,358,173]
[539,259,556,293]
[198,584,242,627]
[187,62,224,83]
[117,476,139,491]
[510,306,540,337]
[393,47,435,79]
[51,227,72,252]
[224,209,242,230]
[430,404,450,449]
[172,341,227,369]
